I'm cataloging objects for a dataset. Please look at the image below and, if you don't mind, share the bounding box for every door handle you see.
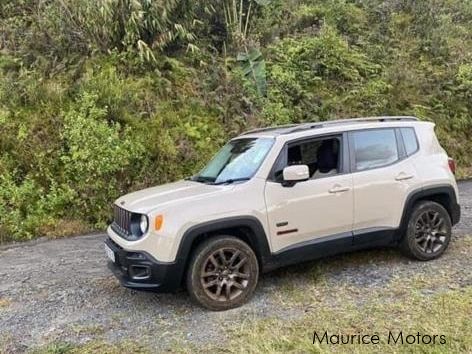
[329,185,350,194]
[395,173,414,181]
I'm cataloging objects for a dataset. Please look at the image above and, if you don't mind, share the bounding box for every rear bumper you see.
[104,237,181,292]
[451,202,461,226]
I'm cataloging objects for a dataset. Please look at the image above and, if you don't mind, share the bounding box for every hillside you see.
[1,0,471,242]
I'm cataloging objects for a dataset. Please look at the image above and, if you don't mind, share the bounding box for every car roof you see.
[238,116,430,140]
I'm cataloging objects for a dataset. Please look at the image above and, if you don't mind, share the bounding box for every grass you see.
[29,341,149,354]
[25,288,471,354]
[0,298,11,309]
[23,287,472,354]
[194,285,472,353]
[21,237,472,354]
[191,237,472,353]
[70,325,105,336]
[457,167,472,181]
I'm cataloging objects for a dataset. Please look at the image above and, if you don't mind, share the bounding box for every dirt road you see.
[1,181,471,353]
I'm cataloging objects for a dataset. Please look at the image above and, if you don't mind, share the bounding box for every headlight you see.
[139,215,148,234]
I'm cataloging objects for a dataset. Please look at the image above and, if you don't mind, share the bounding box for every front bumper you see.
[104,237,181,292]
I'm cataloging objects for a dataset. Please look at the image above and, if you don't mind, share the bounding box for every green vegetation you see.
[196,286,472,353]
[1,0,471,241]
[30,340,148,354]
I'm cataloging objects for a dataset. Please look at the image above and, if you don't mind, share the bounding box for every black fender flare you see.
[397,184,460,240]
[172,216,272,285]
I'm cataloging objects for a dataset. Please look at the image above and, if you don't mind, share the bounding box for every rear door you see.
[349,128,420,244]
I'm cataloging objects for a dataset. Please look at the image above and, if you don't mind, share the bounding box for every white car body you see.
[105,117,460,293]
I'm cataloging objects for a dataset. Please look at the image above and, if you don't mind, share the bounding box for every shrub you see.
[0,0,471,241]
[60,91,145,225]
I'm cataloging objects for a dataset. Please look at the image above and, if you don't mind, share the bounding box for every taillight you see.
[448,157,456,174]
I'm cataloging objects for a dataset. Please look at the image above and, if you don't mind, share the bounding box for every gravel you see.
[1,181,471,353]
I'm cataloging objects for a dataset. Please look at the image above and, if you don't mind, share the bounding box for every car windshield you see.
[191,138,274,184]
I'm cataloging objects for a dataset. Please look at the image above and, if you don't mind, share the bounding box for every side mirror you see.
[283,165,309,184]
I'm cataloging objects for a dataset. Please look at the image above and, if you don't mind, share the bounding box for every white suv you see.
[105,116,461,310]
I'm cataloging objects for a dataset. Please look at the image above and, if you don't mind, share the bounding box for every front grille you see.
[112,204,133,238]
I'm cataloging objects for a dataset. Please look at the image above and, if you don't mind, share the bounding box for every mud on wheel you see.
[186,235,259,311]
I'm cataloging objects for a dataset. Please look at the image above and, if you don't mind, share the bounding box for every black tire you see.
[400,201,452,261]
[186,235,259,311]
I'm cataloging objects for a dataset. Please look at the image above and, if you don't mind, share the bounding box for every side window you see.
[400,127,419,156]
[274,137,341,181]
[351,129,399,171]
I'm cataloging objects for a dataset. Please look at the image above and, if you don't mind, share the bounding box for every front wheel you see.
[186,236,259,311]
[401,201,452,261]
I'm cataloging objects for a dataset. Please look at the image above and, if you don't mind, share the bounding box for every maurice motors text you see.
[313,331,446,345]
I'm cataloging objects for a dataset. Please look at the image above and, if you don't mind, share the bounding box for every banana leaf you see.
[237,47,267,96]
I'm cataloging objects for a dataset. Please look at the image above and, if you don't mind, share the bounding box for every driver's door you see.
[264,134,354,253]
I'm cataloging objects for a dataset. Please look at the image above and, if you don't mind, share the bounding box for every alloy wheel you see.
[414,210,447,253]
[200,247,250,302]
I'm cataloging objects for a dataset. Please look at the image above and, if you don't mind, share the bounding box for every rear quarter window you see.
[400,127,419,156]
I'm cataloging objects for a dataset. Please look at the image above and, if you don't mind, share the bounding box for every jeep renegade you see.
[105,116,461,310]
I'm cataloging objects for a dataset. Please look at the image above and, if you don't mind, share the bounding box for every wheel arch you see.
[174,216,272,287]
[397,185,460,241]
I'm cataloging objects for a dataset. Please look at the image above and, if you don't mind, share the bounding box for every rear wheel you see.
[186,236,259,311]
[401,201,452,260]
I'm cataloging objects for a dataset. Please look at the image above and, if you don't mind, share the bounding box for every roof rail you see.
[240,116,419,136]
[282,116,419,134]
[241,123,299,136]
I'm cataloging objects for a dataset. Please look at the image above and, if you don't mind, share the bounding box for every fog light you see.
[129,265,151,280]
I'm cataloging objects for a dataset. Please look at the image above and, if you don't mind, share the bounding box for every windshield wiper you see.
[187,176,250,185]
[187,175,216,184]
[213,177,251,185]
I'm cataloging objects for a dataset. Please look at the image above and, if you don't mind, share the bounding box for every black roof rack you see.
[284,116,418,134]
[241,123,300,136]
[241,116,419,136]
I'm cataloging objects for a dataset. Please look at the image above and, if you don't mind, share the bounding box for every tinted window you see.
[352,129,399,171]
[274,137,340,180]
[401,128,419,156]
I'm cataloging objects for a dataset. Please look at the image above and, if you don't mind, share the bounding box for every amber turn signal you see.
[154,215,164,231]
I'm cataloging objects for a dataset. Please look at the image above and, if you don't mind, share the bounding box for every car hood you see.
[115,180,231,214]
